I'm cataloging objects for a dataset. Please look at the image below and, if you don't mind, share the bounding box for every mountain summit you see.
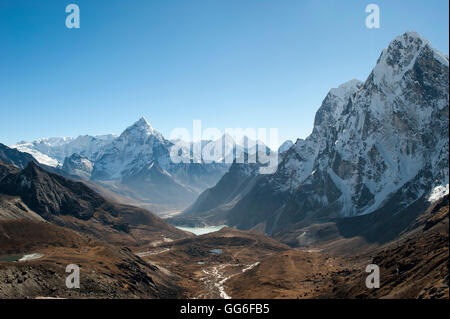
[372,31,449,87]
[121,116,161,139]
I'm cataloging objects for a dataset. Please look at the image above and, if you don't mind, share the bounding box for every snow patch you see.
[428,184,449,203]
[11,144,59,167]
[19,253,44,262]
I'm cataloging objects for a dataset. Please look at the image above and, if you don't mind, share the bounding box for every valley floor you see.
[0,196,448,299]
[137,196,449,299]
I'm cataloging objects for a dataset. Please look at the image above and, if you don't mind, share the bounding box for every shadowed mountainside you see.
[0,161,190,246]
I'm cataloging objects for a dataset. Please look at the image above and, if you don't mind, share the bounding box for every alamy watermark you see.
[169,120,279,174]
[64,4,379,30]
[65,4,80,29]
[365,4,380,29]
[66,264,80,289]
[365,264,380,289]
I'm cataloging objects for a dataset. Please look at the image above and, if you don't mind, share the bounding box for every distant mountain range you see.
[175,31,449,245]
[11,117,275,212]
[12,135,116,167]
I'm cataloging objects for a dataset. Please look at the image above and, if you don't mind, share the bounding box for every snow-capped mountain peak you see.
[372,31,449,87]
[120,116,162,140]
[135,116,154,131]
[90,117,171,180]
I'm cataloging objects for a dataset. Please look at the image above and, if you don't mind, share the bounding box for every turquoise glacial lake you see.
[175,225,227,236]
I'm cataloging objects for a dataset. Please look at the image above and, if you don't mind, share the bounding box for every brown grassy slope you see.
[329,195,449,299]
[226,249,358,299]
[0,220,183,298]
[0,219,86,255]
[226,196,449,299]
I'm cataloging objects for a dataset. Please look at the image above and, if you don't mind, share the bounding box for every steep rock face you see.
[269,31,449,232]
[278,140,294,154]
[62,153,93,180]
[184,32,449,237]
[225,79,365,231]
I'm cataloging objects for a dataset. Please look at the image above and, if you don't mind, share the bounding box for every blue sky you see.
[1,0,448,146]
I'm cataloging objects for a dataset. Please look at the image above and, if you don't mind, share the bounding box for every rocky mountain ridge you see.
[181,31,449,239]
